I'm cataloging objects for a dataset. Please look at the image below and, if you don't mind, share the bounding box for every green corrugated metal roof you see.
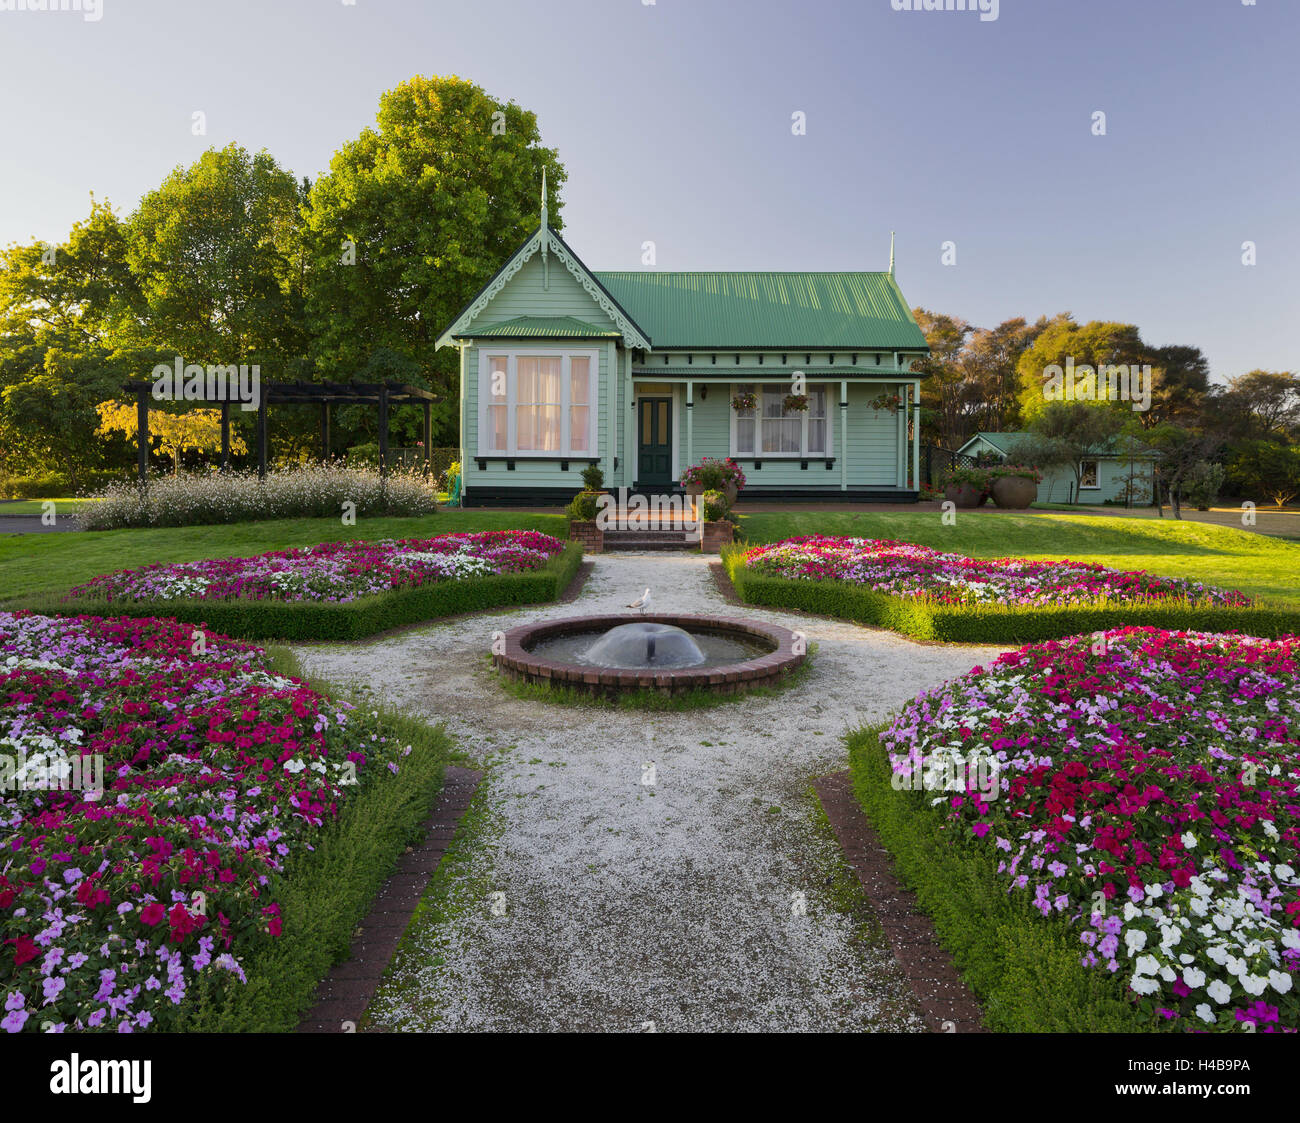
[591,271,928,350]
[464,315,622,339]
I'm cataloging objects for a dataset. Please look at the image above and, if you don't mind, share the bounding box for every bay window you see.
[731,383,831,457]
[478,349,599,457]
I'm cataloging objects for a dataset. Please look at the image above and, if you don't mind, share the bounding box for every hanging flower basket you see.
[870,392,902,413]
[783,393,809,412]
[730,392,758,412]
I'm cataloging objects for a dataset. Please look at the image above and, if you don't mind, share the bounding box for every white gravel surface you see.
[292,552,1010,1032]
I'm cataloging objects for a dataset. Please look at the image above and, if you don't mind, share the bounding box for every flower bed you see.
[64,530,566,605]
[26,533,583,643]
[724,537,1296,643]
[0,612,439,1033]
[876,627,1300,1032]
[743,536,1248,608]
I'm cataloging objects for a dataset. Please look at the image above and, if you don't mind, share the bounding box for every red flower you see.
[139,902,166,926]
[9,935,38,965]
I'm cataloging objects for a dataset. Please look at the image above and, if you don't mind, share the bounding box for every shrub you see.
[989,463,1043,483]
[939,465,994,492]
[681,457,747,492]
[701,489,730,522]
[78,464,437,530]
[0,469,122,500]
[581,465,604,490]
[565,490,600,521]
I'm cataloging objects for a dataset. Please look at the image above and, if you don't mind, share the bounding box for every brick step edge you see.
[296,764,483,1033]
[813,769,989,1033]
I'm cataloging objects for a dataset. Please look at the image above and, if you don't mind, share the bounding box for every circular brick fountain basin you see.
[495,614,806,698]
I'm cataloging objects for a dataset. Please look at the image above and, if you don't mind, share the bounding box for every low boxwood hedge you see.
[18,543,584,642]
[847,726,1148,1032]
[172,647,453,1032]
[723,546,1300,644]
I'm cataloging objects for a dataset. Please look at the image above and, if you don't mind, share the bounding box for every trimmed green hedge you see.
[723,546,1300,644]
[173,648,453,1032]
[18,543,584,642]
[847,727,1149,1032]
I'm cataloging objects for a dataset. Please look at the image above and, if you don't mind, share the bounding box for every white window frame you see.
[477,347,600,458]
[728,382,834,458]
[1079,459,1100,489]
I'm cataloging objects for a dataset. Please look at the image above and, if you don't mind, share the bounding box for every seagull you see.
[627,587,652,615]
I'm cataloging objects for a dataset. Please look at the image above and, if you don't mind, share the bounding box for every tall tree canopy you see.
[304,75,566,440]
[127,143,307,369]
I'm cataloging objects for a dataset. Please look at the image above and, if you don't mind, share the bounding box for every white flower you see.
[1181,831,1198,848]
[1269,970,1293,995]
[1124,928,1147,953]
[1206,979,1232,1005]
[1195,1003,1215,1023]
[1274,864,1295,880]
[1241,974,1268,997]
[1134,954,1160,976]
[283,759,306,774]
[1183,967,1206,988]
[1130,975,1160,995]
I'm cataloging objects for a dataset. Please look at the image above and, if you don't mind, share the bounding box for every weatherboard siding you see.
[473,253,621,327]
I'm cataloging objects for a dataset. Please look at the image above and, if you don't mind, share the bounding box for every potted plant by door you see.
[681,457,746,507]
[698,489,738,553]
[989,465,1042,509]
[940,465,991,508]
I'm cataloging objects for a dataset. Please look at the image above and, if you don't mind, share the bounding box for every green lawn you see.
[736,510,1300,609]
[0,510,565,603]
[0,498,91,516]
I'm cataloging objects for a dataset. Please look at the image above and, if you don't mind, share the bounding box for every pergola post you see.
[422,400,432,477]
[320,401,330,463]
[256,397,268,480]
[220,401,231,473]
[378,384,390,479]
[136,388,149,484]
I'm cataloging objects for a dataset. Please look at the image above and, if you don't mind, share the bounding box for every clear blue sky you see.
[1,0,1295,381]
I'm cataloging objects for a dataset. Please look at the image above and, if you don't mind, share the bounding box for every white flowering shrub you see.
[78,465,438,530]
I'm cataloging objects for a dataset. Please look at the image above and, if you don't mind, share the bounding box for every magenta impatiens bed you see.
[0,612,415,1033]
[743,536,1251,608]
[63,530,567,605]
[881,627,1300,1031]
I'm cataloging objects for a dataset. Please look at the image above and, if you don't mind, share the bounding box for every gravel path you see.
[291,552,1010,1032]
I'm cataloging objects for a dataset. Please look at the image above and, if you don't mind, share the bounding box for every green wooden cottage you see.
[436,193,929,507]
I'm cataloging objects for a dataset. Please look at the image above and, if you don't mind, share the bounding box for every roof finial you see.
[540,168,549,288]
[889,231,895,276]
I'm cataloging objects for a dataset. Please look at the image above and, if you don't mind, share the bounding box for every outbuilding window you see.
[1079,459,1100,489]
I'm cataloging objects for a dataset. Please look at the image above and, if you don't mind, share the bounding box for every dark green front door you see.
[637,398,673,485]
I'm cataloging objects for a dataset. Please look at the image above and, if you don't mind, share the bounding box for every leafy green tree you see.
[1016,317,1146,421]
[303,75,566,441]
[0,199,143,481]
[126,143,306,370]
[912,308,973,449]
[1228,439,1300,508]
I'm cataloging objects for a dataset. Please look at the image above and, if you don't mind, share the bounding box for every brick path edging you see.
[297,765,483,1033]
[814,770,988,1033]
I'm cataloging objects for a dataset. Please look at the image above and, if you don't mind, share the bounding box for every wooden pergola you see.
[120,380,439,482]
